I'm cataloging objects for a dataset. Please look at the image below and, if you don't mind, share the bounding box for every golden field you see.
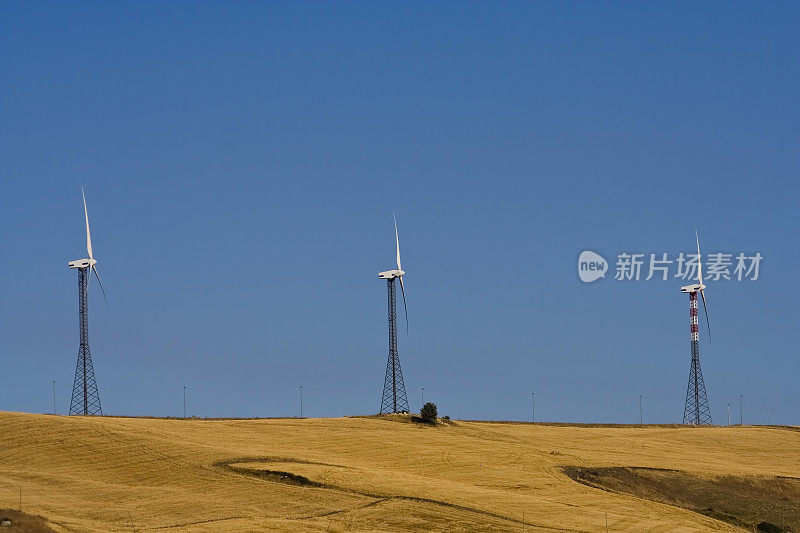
[0,411,797,532]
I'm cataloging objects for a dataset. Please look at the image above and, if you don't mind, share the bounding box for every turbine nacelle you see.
[68,258,97,269]
[378,269,404,280]
[680,282,706,294]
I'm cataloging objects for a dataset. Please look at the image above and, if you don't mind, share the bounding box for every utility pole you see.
[52,380,56,415]
[727,403,731,426]
[421,387,424,406]
[739,394,743,426]
[639,395,643,426]
[531,392,535,424]
[183,386,186,419]
[300,385,303,419]
[767,408,771,425]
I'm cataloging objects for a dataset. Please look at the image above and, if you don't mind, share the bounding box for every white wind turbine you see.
[378,213,410,414]
[67,187,106,415]
[680,229,712,425]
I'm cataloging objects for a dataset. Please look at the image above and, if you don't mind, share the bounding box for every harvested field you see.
[0,411,797,531]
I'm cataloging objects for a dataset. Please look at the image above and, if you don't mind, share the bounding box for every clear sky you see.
[1,2,798,424]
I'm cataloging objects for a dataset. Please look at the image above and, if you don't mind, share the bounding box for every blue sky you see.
[1,2,798,423]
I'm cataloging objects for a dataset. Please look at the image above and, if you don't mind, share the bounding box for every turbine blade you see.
[394,212,401,271]
[695,228,702,285]
[700,289,710,344]
[82,187,93,260]
[92,265,107,304]
[398,276,408,333]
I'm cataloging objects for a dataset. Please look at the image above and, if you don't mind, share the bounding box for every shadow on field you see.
[561,465,800,532]
[214,457,577,532]
[0,509,57,532]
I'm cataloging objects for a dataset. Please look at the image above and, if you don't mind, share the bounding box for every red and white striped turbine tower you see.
[680,230,712,425]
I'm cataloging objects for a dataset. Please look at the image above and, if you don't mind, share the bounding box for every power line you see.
[741,394,800,404]
[303,387,374,395]
[183,386,293,393]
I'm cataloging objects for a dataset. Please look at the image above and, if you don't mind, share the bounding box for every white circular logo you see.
[578,251,608,283]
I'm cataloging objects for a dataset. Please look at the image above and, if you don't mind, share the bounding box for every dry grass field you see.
[0,411,797,532]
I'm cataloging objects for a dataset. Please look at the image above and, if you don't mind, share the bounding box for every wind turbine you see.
[680,230,712,425]
[67,187,106,415]
[378,214,410,414]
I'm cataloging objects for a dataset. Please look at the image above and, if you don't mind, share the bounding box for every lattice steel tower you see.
[69,267,102,415]
[682,291,711,424]
[378,214,410,414]
[380,277,408,413]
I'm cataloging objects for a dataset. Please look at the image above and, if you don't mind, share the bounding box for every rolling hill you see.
[0,411,797,532]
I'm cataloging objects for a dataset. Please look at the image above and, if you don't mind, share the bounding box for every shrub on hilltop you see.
[420,402,438,423]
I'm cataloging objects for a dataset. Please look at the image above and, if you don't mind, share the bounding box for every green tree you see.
[420,402,438,423]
